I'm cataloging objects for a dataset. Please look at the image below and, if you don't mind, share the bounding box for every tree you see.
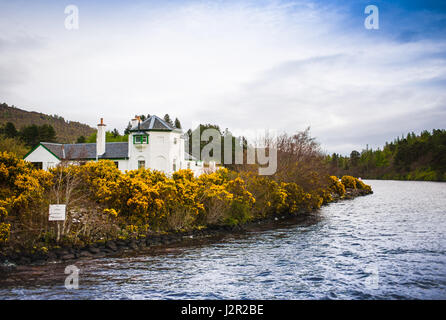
[111,128,119,138]
[20,125,40,147]
[174,117,182,129]
[20,124,56,147]
[39,124,56,142]
[124,122,132,135]
[349,150,360,167]
[76,136,86,143]
[163,114,174,127]
[4,122,17,138]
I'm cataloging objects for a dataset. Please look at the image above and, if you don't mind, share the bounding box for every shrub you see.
[341,175,357,189]
[241,172,287,218]
[355,178,372,193]
[328,176,346,197]
[0,222,10,244]
[0,153,372,251]
[282,182,310,214]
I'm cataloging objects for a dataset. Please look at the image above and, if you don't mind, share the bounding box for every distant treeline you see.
[327,129,446,181]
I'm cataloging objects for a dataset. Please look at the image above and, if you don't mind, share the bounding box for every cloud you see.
[0,0,445,154]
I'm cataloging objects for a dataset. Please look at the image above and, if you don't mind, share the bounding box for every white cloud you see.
[0,0,445,153]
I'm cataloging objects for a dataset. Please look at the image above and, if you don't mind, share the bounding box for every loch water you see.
[0,180,445,299]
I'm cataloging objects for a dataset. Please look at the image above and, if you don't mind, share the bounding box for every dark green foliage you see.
[124,122,132,135]
[111,128,119,138]
[163,114,174,127]
[328,129,446,181]
[4,122,18,138]
[174,117,182,129]
[20,124,57,147]
[76,135,86,143]
[350,150,360,167]
[224,200,252,225]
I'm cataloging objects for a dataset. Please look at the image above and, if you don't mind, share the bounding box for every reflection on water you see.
[0,180,445,299]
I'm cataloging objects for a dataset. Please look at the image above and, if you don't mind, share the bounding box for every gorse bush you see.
[341,175,357,189]
[328,176,345,197]
[0,153,371,249]
[355,178,372,193]
[0,152,53,246]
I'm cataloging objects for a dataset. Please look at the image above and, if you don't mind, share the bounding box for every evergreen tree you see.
[174,117,182,129]
[163,114,174,127]
[20,125,40,147]
[39,124,56,142]
[112,128,119,138]
[349,150,360,167]
[76,135,86,143]
[329,129,446,181]
[20,124,56,147]
[124,122,132,135]
[4,122,17,138]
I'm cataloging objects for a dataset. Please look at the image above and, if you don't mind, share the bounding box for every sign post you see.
[49,204,66,242]
[49,204,66,221]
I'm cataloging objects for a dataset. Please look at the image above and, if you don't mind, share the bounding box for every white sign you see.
[49,204,66,221]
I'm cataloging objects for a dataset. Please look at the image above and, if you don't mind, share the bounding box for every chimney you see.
[97,118,106,157]
[131,117,138,129]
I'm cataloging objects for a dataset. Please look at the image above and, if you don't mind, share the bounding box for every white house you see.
[23,116,205,175]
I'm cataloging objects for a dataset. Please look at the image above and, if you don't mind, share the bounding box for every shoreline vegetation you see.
[0,149,372,267]
[328,129,446,182]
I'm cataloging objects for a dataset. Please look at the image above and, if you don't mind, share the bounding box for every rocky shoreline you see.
[0,188,372,268]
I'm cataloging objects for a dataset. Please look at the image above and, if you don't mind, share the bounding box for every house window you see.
[138,160,145,169]
[32,162,43,169]
[114,161,119,168]
[134,135,148,144]
[174,138,178,144]
[187,162,191,169]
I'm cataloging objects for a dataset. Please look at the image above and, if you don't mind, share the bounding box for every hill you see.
[0,102,95,143]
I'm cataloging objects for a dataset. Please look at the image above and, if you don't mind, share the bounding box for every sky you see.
[0,0,445,155]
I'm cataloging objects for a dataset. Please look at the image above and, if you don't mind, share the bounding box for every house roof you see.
[131,115,179,132]
[36,142,194,161]
[40,142,129,160]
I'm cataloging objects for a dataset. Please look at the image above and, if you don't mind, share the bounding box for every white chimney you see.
[131,117,138,128]
[97,118,106,157]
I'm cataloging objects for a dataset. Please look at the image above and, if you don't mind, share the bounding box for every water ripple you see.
[0,180,445,299]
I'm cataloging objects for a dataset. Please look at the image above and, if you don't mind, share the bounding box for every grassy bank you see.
[0,151,372,265]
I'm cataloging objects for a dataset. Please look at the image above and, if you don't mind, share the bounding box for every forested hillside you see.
[0,103,95,143]
[328,129,446,181]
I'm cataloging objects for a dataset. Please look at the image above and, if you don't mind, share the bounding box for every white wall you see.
[128,131,183,174]
[24,145,60,170]
[24,134,205,176]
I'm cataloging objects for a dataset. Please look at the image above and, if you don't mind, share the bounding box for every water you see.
[0,180,445,299]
